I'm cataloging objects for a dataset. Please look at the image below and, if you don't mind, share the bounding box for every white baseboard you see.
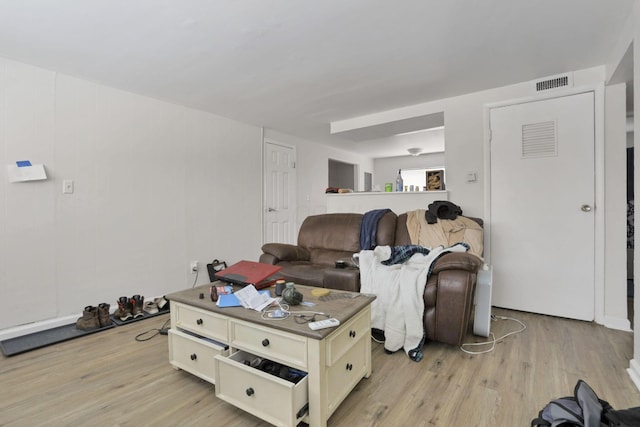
[0,314,80,341]
[602,314,632,332]
[628,359,640,392]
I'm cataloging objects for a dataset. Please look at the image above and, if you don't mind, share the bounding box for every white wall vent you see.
[521,120,557,158]
[534,73,573,92]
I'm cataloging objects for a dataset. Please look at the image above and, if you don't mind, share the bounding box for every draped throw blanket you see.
[359,242,469,359]
[360,209,391,250]
[406,209,483,259]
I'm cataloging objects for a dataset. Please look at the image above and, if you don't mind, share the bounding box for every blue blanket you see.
[360,209,391,250]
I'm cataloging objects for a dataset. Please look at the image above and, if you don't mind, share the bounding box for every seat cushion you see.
[271,261,360,292]
[273,261,326,287]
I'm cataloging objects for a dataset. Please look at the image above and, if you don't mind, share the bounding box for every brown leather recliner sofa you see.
[259,211,483,345]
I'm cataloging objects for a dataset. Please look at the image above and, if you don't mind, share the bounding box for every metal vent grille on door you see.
[521,120,557,158]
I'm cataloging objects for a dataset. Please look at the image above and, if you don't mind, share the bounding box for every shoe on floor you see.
[131,295,145,318]
[143,300,158,315]
[114,296,132,321]
[371,328,386,344]
[97,303,111,327]
[76,306,100,331]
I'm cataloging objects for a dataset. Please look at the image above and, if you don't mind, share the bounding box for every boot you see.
[114,296,132,321]
[97,303,111,327]
[131,295,144,318]
[75,306,100,331]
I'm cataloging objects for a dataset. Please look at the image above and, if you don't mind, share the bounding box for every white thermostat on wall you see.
[7,160,47,183]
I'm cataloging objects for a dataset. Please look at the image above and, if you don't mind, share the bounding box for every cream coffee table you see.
[167,283,375,427]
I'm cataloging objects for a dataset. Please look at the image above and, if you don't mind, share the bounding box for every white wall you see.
[336,65,629,328]
[263,129,374,233]
[326,191,447,214]
[604,83,630,328]
[0,57,264,333]
[0,59,377,336]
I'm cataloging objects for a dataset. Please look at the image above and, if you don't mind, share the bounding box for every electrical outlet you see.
[62,179,74,194]
[190,261,198,273]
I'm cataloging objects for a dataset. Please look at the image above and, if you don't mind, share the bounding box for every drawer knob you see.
[262,338,270,347]
[246,387,255,397]
[190,353,197,361]
[196,318,203,325]
[346,363,353,371]
[349,330,356,338]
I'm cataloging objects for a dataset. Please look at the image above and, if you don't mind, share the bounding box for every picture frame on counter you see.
[426,169,445,191]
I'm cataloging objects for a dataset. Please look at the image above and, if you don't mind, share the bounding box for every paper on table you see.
[234,284,277,311]
[216,290,271,308]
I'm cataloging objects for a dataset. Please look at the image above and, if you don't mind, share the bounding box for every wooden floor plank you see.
[1,308,638,426]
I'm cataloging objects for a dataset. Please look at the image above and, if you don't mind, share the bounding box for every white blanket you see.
[358,243,468,357]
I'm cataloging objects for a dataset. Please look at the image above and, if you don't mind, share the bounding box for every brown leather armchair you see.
[260,211,483,346]
[395,213,483,346]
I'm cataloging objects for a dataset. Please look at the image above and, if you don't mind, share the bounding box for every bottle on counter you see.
[395,169,403,192]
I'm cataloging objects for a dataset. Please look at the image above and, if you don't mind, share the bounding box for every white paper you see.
[234,285,277,311]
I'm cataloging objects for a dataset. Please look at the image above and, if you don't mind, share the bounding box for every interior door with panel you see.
[264,140,296,244]
[489,91,595,320]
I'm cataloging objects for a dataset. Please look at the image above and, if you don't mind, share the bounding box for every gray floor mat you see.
[0,321,116,357]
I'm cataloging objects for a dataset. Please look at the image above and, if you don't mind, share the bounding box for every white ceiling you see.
[0,0,634,158]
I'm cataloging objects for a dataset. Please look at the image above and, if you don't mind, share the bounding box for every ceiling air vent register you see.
[534,73,573,92]
[521,120,557,159]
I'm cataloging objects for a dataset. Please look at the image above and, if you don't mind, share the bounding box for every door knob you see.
[268,207,278,212]
[580,204,592,212]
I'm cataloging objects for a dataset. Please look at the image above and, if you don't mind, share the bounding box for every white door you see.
[264,140,296,244]
[489,91,595,320]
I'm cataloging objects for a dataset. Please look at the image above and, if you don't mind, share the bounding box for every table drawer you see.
[168,329,228,384]
[215,350,308,427]
[326,308,370,366]
[173,302,228,342]
[326,336,368,415]
[230,320,307,370]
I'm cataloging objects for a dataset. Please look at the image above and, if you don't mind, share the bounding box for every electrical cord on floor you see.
[460,314,526,355]
[191,269,199,287]
[135,318,171,342]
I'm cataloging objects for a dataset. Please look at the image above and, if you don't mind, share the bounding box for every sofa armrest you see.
[431,252,482,275]
[259,253,279,265]
[425,269,477,345]
[261,243,310,263]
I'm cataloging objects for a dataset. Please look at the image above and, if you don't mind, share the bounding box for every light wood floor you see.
[1,308,639,427]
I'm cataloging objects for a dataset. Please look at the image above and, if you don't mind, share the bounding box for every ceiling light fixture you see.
[407,148,422,156]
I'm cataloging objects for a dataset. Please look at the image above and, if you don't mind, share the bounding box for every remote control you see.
[308,318,340,330]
